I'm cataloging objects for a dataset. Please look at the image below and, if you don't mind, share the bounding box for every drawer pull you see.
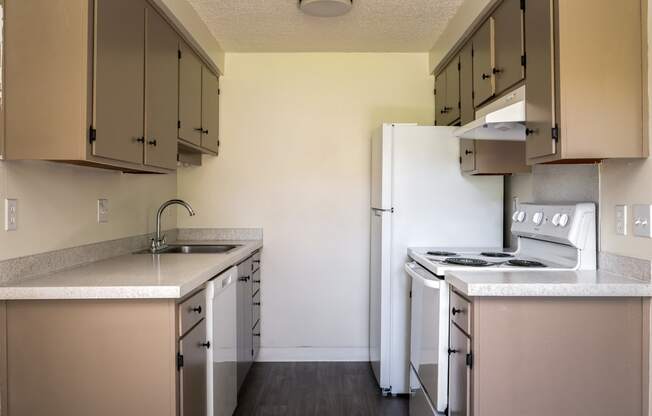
[191,306,202,314]
[253,333,261,337]
[451,307,464,316]
[253,302,261,306]
[448,348,459,355]
[200,341,211,349]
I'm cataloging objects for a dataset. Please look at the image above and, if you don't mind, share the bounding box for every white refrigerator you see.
[369,124,503,395]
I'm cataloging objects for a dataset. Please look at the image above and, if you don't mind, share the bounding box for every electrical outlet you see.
[633,204,652,238]
[5,199,17,231]
[615,205,628,236]
[97,199,109,223]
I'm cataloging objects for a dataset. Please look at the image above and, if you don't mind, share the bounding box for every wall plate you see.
[633,204,652,238]
[615,205,627,236]
[5,198,17,231]
[97,199,109,223]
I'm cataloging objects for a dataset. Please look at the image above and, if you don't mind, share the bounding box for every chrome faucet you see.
[151,199,196,253]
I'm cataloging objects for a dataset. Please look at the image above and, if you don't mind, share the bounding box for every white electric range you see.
[406,202,597,416]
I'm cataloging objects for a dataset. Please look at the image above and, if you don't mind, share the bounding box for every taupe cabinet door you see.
[472,19,494,107]
[449,323,470,416]
[179,319,207,416]
[493,0,524,95]
[524,0,557,159]
[92,0,145,164]
[144,6,179,170]
[460,139,476,172]
[434,72,447,126]
[179,42,203,146]
[201,67,220,153]
[459,42,474,125]
[444,57,460,124]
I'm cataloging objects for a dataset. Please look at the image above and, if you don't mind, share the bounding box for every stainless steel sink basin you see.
[135,244,241,255]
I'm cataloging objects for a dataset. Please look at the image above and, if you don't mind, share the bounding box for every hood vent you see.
[454,86,526,141]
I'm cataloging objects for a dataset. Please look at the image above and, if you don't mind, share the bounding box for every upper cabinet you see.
[492,0,524,95]
[524,0,645,163]
[178,42,220,156]
[2,0,220,173]
[435,57,461,126]
[434,0,645,170]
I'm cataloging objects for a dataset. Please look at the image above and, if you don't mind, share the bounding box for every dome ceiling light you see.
[299,0,353,17]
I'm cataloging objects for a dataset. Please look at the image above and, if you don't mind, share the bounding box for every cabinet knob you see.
[191,305,202,314]
[525,128,537,136]
[194,127,203,132]
[200,341,211,349]
[464,150,473,155]
[452,307,464,315]
[481,73,491,80]
[492,67,503,75]
[239,276,249,282]
[203,129,209,134]
[135,137,145,144]
[448,348,459,355]
[253,302,261,306]
[148,139,157,146]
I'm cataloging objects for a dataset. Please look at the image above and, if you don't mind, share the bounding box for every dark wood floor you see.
[234,362,409,416]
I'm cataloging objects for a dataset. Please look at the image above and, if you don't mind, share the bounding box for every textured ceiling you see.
[187,0,464,52]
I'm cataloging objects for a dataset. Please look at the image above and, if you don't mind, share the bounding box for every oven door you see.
[406,262,449,414]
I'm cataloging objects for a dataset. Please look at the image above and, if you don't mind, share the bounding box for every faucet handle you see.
[161,234,167,245]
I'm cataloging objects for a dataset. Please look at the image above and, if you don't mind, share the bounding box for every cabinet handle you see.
[194,127,203,132]
[492,67,503,75]
[525,128,537,136]
[448,348,459,355]
[239,276,250,282]
[253,333,261,337]
[200,341,211,349]
[464,150,473,155]
[253,302,261,306]
[135,137,145,144]
[203,129,209,134]
[191,305,202,314]
[452,307,464,315]
[148,139,157,146]
[481,73,491,80]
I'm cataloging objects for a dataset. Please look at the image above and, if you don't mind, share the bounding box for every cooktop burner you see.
[427,251,458,257]
[507,259,547,268]
[481,252,514,258]
[444,257,491,267]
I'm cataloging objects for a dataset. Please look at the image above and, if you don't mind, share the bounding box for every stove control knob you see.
[552,213,561,226]
[559,214,570,227]
[512,211,520,222]
[532,212,544,225]
[517,211,526,223]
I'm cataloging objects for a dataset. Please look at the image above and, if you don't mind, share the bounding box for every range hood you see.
[454,85,525,141]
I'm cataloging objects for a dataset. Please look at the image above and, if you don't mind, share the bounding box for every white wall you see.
[178,53,434,360]
[0,161,177,261]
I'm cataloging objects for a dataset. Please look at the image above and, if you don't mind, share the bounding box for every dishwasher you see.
[206,266,238,416]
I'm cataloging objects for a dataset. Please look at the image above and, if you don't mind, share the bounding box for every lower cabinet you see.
[236,250,262,392]
[179,319,208,416]
[448,289,646,416]
[459,139,530,175]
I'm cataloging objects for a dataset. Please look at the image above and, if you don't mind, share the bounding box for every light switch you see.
[633,204,652,238]
[97,199,109,223]
[615,205,627,236]
[5,199,17,231]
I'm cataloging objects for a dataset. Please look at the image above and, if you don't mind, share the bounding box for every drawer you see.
[450,290,471,335]
[253,291,260,328]
[178,289,205,337]
[251,251,261,273]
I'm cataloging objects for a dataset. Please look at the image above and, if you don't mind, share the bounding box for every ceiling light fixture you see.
[299,0,353,17]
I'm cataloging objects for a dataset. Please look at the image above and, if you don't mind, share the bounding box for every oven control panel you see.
[511,203,596,248]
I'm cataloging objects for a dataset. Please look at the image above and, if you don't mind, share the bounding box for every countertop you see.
[0,240,262,300]
[447,269,652,297]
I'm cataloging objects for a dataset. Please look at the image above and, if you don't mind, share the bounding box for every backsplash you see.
[504,164,600,248]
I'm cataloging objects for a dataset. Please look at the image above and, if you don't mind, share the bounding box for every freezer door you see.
[369,208,392,389]
[371,124,393,210]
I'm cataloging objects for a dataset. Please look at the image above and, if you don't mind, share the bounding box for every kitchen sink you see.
[134,244,241,255]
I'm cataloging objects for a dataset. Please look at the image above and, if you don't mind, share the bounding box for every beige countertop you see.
[0,240,262,300]
[447,269,652,297]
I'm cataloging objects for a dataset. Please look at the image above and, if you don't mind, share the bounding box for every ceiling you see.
[187,0,464,52]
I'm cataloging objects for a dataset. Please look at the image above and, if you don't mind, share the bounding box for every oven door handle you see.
[405,262,441,289]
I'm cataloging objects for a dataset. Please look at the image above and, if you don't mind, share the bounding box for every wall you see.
[0,161,177,262]
[178,53,434,360]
